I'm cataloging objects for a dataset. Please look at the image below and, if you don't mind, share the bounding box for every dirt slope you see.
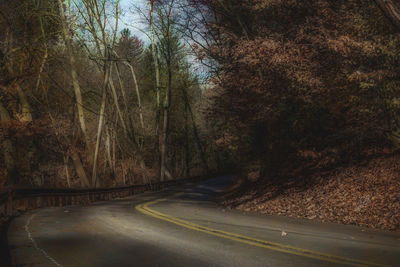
[223,154,400,231]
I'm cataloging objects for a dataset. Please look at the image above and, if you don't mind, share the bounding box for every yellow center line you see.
[136,193,387,267]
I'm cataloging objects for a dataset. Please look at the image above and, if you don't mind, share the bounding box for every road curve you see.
[7,176,400,266]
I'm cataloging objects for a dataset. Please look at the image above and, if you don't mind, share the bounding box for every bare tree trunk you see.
[105,125,114,175]
[150,1,161,112]
[159,110,169,181]
[71,150,90,187]
[0,101,17,185]
[35,14,48,93]
[123,61,145,132]
[121,61,149,185]
[149,1,162,174]
[64,155,71,188]
[112,113,117,172]
[114,61,137,142]
[92,82,107,187]
[160,68,172,181]
[16,85,33,122]
[114,62,129,113]
[164,168,173,180]
[92,49,112,187]
[184,102,190,177]
[374,0,400,29]
[109,76,128,135]
[112,133,116,172]
[57,0,91,154]
[121,161,126,185]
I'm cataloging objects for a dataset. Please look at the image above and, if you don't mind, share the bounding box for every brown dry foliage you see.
[224,153,400,231]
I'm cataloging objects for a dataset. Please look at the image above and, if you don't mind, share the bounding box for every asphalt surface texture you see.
[7,175,400,266]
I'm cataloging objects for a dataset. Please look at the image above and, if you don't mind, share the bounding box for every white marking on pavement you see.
[25,214,63,267]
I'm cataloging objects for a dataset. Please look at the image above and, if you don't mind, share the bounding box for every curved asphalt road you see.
[7,176,400,266]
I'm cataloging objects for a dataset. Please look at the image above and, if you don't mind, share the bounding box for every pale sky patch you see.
[119,0,149,42]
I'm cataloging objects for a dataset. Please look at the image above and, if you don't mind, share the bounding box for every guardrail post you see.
[7,188,13,216]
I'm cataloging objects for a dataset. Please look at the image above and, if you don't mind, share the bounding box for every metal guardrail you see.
[0,174,214,221]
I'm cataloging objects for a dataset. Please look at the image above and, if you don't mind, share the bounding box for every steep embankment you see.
[223,153,400,231]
